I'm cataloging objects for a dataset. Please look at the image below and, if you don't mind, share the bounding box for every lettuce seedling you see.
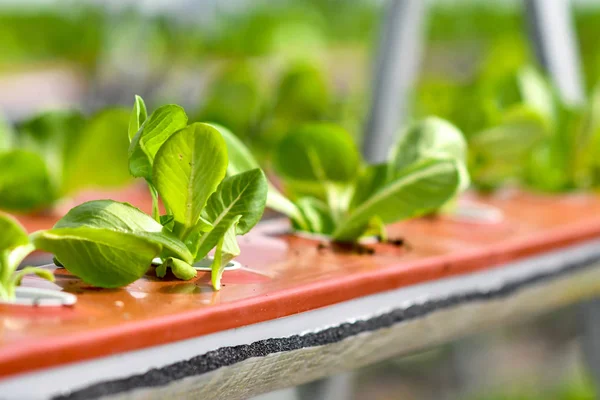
[470,66,600,192]
[0,108,132,213]
[32,97,268,290]
[0,212,54,301]
[212,117,469,243]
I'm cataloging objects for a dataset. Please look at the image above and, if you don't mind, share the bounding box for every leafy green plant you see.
[0,212,54,301]
[256,62,333,160]
[0,108,132,213]
[213,117,469,243]
[469,66,600,192]
[32,97,267,290]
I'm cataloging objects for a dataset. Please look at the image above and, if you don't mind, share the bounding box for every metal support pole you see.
[524,0,586,105]
[362,0,427,164]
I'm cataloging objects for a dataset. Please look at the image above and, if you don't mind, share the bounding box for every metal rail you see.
[362,0,427,164]
[524,0,586,105]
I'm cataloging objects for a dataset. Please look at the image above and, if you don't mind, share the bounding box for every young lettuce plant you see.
[0,212,54,301]
[0,108,132,213]
[212,117,469,243]
[32,97,267,290]
[470,66,600,192]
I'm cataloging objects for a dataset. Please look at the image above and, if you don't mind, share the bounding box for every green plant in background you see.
[0,213,54,301]
[0,108,132,213]
[196,62,264,140]
[32,97,267,290]
[256,62,333,160]
[468,66,600,192]
[413,2,600,194]
[196,60,335,163]
[214,117,468,243]
[0,7,103,72]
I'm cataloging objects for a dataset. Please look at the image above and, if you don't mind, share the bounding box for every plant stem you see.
[325,183,351,226]
[172,222,190,241]
[0,285,10,301]
[0,251,14,301]
[147,180,160,222]
[266,188,310,231]
[0,251,10,288]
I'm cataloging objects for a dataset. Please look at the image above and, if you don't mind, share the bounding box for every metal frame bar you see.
[362,0,427,164]
[524,0,586,105]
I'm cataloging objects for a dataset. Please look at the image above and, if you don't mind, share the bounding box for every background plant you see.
[32,97,267,290]
[0,108,132,213]
[467,67,600,192]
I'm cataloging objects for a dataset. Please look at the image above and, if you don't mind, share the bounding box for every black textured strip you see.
[54,250,600,400]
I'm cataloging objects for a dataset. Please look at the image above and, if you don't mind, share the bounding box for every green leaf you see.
[273,123,360,183]
[6,244,35,279]
[517,66,557,124]
[13,266,55,286]
[183,216,214,255]
[194,169,267,261]
[0,112,14,151]
[62,108,132,194]
[17,110,85,190]
[153,123,228,230]
[210,215,241,290]
[266,190,308,228]
[350,163,388,209]
[524,142,569,191]
[208,123,307,228]
[471,106,548,188]
[294,197,335,234]
[363,216,387,242]
[128,104,188,180]
[196,62,263,138]
[0,213,37,298]
[55,200,192,263]
[56,200,162,231]
[207,123,258,175]
[333,158,460,242]
[389,117,469,190]
[156,262,167,278]
[0,212,28,251]
[0,150,55,212]
[471,106,548,159]
[273,63,330,120]
[160,214,175,231]
[161,257,197,280]
[573,86,600,187]
[32,227,160,288]
[128,95,148,141]
[590,84,600,132]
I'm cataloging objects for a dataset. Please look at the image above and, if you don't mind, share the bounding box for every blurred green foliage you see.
[196,60,336,163]
[0,7,103,72]
[2,1,600,197]
[0,108,132,213]
[196,62,263,139]
[415,3,600,193]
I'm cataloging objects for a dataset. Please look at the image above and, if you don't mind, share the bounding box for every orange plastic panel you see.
[2,191,600,378]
